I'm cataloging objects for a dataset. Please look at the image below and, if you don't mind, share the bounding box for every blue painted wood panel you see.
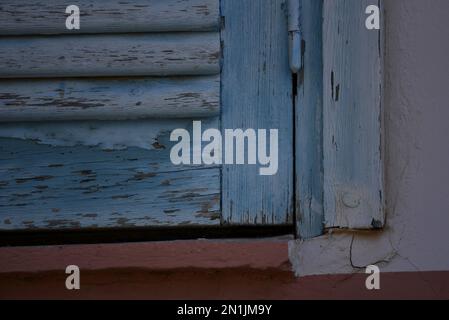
[0,120,221,230]
[221,0,294,225]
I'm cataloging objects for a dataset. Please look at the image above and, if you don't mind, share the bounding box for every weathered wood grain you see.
[295,0,324,239]
[221,0,294,225]
[0,0,219,35]
[0,76,219,121]
[0,120,221,230]
[323,0,384,229]
[0,33,220,78]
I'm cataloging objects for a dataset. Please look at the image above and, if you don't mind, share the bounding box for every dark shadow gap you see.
[0,225,294,247]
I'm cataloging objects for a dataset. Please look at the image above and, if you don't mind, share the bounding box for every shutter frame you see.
[295,0,324,239]
[297,0,384,237]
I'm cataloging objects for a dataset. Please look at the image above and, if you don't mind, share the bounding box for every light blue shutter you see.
[0,0,296,235]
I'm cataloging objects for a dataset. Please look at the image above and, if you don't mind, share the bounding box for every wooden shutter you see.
[0,0,222,230]
[0,0,295,237]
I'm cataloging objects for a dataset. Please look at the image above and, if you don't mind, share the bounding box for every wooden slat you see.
[0,119,221,231]
[0,33,220,79]
[221,0,294,225]
[0,0,219,35]
[323,0,384,229]
[0,76,219,121]
[296,0,324,239]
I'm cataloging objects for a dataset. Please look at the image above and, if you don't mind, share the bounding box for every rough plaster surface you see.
[290,0,449,276]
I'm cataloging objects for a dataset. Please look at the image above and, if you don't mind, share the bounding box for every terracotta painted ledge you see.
[0,238,292,274]
[1,239,449,299]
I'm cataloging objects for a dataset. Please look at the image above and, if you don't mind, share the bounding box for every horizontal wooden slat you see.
[0,33,220,79]
[0,0,219,35]
[0,76,219,121]
[0,119,221,230]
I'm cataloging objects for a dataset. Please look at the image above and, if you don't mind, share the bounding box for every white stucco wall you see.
[290,0,449,276]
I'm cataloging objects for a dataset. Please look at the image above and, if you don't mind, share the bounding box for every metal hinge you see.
[287,0,302,73]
